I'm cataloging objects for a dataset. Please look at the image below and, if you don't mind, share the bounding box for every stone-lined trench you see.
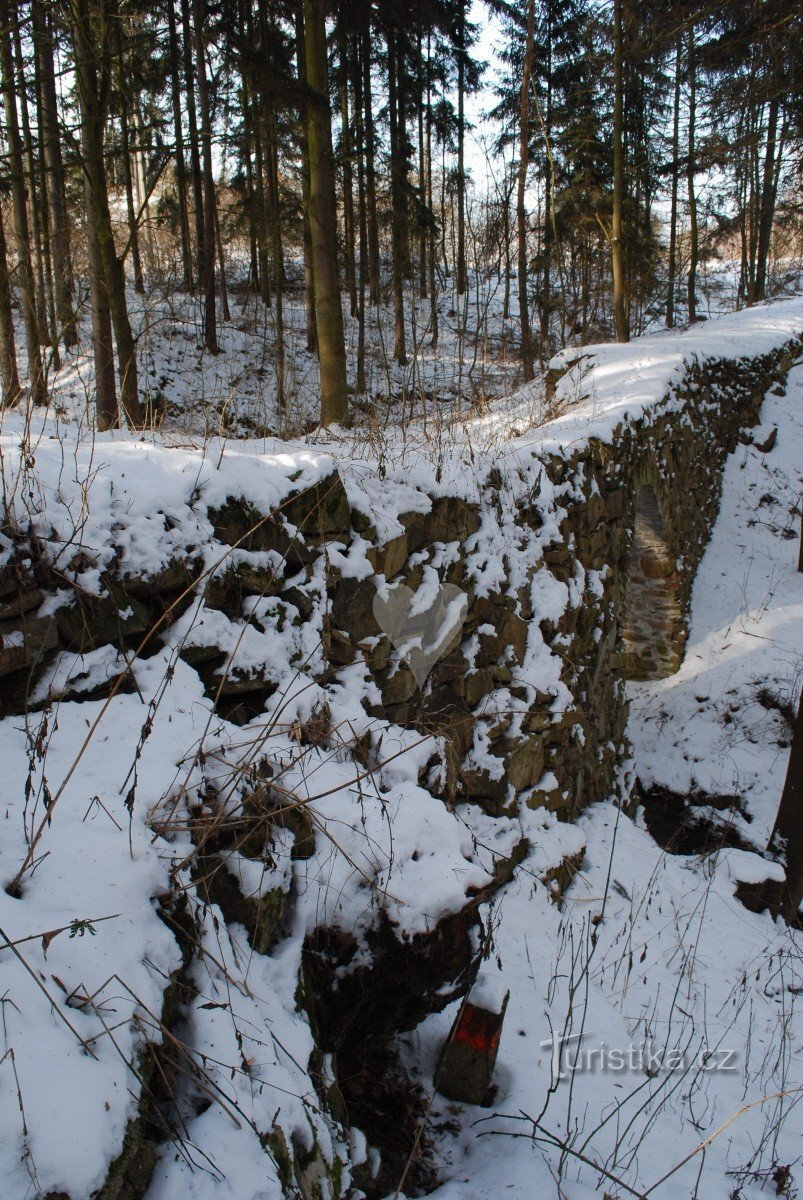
[1,333,800,1200]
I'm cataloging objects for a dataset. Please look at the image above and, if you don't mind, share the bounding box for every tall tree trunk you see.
[539,14,553,347]
[455,0,467,296]
[240,78,259,289]
[388,35,407,364]
[354,33,367,394]
[753,96,780,303]
[362,21,380,305]
[166,0,193,290]
[179,0,205,300]
[516,0,535,379]
[132,103,155,274]
[611,0,628,342]
[295,0,317,349]
[267,112,285,408]
[32,29,60,363]
[119,99,145,293]
[417,36,427,302]
[192,0,218,351]
[0,208,21,406]
[214,200,230,321]
[32,0,77,349]
[666,33,681,328]
[0,0,46,406]
[425,32,438,348]
[686,25,698,324]
[337,18,357,317]
[303,0,348,426]
[71,0,142,428]
[12,18,49,348]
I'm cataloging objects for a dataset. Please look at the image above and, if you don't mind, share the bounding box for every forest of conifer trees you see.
[0,0,799,429]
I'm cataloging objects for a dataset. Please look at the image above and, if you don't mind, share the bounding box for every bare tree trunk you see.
[304,0,348,426]
[166,0,193,290]
[425,32,438,348]
[32,33,60,363]
[388,35,407,365]
[295,0,316,349]
[666,34,681,328]
[354,32,367,394]
[337,18,357,317]
[179,0,205,300]
[214,201,230,321]
[119,99,145,293]
[71,0,142,428]
[0,208,21,406]
[611,0,628,342]
[0,0,46,406]
[754,96,780,303]
[192,0,218,351]
[455,0,467,296]
[12,18,49,348]
[32,0,76,349]
[417,37,427,302]
[267,112,285,408]
[686,25,698,324]
[516,0,535,379]
[362,20,380,305]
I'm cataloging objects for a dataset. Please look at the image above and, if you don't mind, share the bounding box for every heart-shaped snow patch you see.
[372,578,468,689]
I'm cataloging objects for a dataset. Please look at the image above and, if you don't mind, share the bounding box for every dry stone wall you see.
[1,340,799,824]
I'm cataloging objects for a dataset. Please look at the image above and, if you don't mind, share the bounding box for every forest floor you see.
[0,282,802,1200]
[29,251,800,442]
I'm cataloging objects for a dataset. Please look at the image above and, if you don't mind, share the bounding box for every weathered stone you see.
[604,486,627,519]
[461,765,509,815]
[205,665,279,698]
[210,497,311,565]
[282,585,314,621]
[399,509,428,554]
[426,496,481,544]
[56,584,152,652]
[463,668,495,706]
[0,614,59,690]
[379,664,417,705]
[367,531,408,579]
[754,426,778,452]
[283,471,351,536]
[0,587,44,621]
[506,736,546,792]
[329,627,357,666]
[122,559,198,599]
[330,576,379,639]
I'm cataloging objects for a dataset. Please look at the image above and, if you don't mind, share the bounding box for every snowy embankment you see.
[628,362,803,846]
[410,330,803,1199]
[0,296,801,1200]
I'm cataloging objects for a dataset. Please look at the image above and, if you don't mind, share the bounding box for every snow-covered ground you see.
[0,295,801,1200]
[629,365,803,847]
[38,265,527,440]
